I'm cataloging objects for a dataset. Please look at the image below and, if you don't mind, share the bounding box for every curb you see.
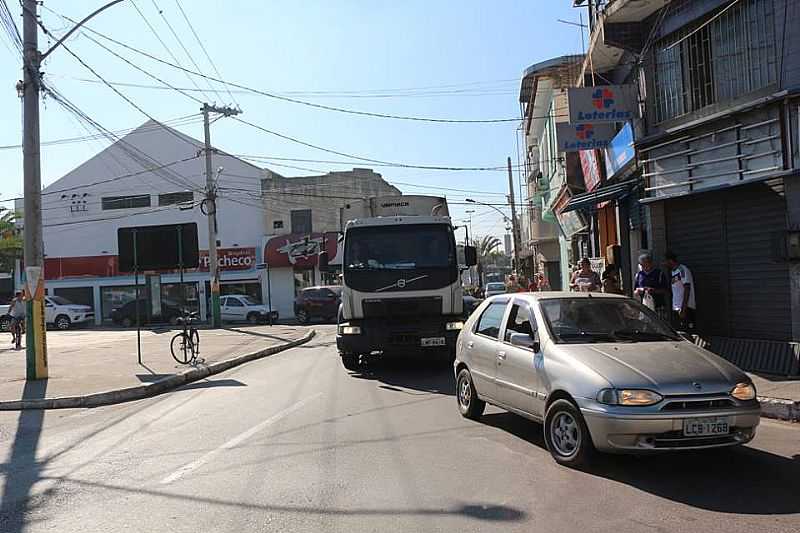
[0,329,316,411]
[758,396,800,422]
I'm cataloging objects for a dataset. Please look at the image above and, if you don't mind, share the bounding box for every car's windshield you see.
[486,283,505,291]
[49,296,73,306]
[344,224,455,270]
[239,296,259,306]
[540,297,681,343]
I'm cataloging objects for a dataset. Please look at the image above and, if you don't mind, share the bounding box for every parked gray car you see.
[454,292,760,467]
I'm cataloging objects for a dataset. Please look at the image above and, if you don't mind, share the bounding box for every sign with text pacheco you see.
[567,85,637,124]
[555,122,616,152]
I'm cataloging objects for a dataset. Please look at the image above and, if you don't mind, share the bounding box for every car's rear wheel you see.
[340,352,359,371]
[544,399,594,467]
[456,368,485,420]
[296,308,309,324]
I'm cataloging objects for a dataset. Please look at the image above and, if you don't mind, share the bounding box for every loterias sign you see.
[555,122,616,152]
[568,85,637,124]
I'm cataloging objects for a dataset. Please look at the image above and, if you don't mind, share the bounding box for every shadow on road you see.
[222,327,295,343]
[0,380,47,533]
[479,411,800,515]
[178,378,247,391]
[349,356,455,396]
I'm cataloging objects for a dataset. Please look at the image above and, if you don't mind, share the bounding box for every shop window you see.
[161,282,199,314]
[293,268,314,295]
[158,191,194,206]
[53,287,94,309]
[221,282,262,303]
[101,194,151,210]
[273,220,284,230]
[101,285,139,321]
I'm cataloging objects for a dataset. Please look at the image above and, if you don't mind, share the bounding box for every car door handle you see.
[497,351,507,360]
[467,341,474,349]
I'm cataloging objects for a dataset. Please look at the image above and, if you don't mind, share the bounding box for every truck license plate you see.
[421,337,446,347]
[683,416,730,437]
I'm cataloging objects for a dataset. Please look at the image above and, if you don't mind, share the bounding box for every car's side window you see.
[220,297,228,307]
[504,303,535,342]
[228,298,244,307]
[475,301,506,339]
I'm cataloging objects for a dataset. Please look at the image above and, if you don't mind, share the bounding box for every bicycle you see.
[10,317,24,350]
[170,312,201,364]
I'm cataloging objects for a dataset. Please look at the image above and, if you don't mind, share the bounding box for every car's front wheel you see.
[54,315,71,330]
[247,312,261,325]
[544,399,594,467]
[456,368,485,420]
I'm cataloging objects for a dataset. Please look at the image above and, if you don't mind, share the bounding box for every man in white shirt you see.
[665,251,695,332]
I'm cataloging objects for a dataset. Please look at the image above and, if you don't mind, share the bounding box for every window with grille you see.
[101,195,151,210]
[653,0,777,123]
[158,191,193,206]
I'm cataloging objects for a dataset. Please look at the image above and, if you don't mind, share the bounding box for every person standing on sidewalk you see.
[634,253,669,315]
[665,251,696,332]
[570,258,601,292]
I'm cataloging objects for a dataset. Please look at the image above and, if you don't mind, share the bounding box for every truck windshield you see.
[345,224,455,270]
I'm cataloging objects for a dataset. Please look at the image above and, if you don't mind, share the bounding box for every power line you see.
[149,0,219,98]
[128,0,212,101]
[173,0,239,108]
[43,5,529,125]
[237,154,520,172]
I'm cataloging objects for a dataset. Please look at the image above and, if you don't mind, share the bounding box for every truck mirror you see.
[318,250,329,271]
[464,245,478,267]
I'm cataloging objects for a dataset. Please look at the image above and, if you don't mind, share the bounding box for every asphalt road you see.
[0,326,798,533]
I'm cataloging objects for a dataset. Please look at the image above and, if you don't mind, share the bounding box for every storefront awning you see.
[560,178,639,213]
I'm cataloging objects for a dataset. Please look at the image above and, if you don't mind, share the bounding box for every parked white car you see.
[45,295,94,329]
[484,282,506,297]
[220,295,279,324]
[1,296,93,331]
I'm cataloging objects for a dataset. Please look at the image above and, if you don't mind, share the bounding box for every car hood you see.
[560,341,746,395]
[67,305,92,312]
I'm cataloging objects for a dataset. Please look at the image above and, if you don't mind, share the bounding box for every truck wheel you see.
[55,315,71,330]
[341,352,359,371]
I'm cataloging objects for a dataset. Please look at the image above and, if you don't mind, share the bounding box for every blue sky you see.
[0,0,582,239]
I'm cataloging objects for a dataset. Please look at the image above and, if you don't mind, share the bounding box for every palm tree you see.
[0,210,22,274]
[476,235,502,258]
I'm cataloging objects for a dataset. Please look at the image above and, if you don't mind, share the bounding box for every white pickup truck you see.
[0,295,94,330]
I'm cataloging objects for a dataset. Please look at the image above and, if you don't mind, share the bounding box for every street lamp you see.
[465,198,510,223]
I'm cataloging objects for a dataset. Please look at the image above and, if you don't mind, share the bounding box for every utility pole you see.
[202,103,240,328]
[507,157,521,275]
[21,0,46,379]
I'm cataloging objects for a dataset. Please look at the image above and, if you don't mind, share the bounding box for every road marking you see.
[160,393,322,485]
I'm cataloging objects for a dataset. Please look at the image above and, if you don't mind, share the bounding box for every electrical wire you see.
[43,5,534,124]
[173,0,239,108]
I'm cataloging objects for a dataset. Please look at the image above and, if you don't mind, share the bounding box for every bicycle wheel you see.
[170,332,192,364]
[190,328,200,356]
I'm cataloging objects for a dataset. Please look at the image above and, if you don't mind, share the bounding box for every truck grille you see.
[362,297,442,318]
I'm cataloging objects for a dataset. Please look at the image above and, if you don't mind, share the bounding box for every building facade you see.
[567,0,800,374]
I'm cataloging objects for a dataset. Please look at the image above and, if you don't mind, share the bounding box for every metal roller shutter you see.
[665,182,790,340]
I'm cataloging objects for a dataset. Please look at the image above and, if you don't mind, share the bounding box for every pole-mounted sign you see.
[555,122,616,152]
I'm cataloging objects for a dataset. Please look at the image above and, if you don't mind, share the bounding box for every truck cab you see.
[335,196,476,369]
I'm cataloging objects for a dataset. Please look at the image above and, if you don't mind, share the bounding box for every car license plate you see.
[683,417,730,437]
[421,337,446,347]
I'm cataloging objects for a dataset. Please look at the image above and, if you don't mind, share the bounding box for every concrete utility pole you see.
[507,157,521,275]
[21,0,46,379]
[202,103,240,328]
[19,0,123,380]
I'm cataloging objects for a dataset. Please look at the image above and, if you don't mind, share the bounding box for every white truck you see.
[0,295,94,331]
[332,195,477,369]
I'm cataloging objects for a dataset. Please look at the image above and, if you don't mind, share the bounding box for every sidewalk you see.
[748,372,800,422]
[0,325,313,409]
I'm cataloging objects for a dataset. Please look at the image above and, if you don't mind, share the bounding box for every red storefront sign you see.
[579,149,602,192]
[198,247,256,271]
[264,232,338,268]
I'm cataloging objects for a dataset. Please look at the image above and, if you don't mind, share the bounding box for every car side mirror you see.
[318,250,329,272]
[509,332,540,352]
[464,245,478,267]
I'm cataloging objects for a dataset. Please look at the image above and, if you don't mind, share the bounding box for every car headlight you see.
[339,325,361,335]
[597,388,663,406]
[731,382,756,401]
[446,321,464,331]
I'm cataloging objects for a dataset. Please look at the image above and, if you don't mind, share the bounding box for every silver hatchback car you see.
[454,292,760,467]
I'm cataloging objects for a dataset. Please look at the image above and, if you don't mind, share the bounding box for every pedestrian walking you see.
[9,290,26,350]
[527,277,538,292]
[665,251,696,332]
[634,253,669,314]
[570,258,601,292]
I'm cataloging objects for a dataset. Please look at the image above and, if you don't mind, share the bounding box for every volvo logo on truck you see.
[380,201,409,208]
